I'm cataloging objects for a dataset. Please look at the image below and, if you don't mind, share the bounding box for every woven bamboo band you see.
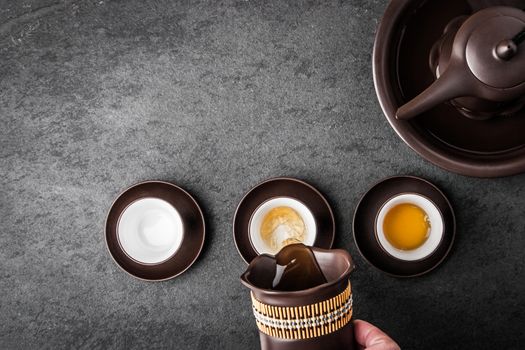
[250,282,352,340]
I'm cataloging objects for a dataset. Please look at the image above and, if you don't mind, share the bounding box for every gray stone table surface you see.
[1,0,524,349]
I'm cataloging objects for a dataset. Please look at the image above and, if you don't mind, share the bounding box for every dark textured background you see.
[1,1,524,349]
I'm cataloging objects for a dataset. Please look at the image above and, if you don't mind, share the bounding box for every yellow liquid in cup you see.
[383,203,430,250]
[260,206,306,252]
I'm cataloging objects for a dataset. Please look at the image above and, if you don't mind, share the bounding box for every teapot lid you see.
[465,8,525,89]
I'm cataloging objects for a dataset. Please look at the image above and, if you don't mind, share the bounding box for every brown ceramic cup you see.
[241,245,355,350]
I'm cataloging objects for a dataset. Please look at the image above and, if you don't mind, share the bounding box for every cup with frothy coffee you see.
[249,197,317,255]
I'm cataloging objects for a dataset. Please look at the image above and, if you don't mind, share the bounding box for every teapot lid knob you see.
[495,28,525,60]
[465,11,525,89]
[495,39,518,60]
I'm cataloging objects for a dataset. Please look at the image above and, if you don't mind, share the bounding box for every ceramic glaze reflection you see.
[271,244,327,291]
[118,198,183,264]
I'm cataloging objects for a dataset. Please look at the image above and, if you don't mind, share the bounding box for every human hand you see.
[354,319,400,350]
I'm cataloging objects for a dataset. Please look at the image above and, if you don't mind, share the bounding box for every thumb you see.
[354,319,400,350]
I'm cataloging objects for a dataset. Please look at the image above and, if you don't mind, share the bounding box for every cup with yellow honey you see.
[375,193,444,261]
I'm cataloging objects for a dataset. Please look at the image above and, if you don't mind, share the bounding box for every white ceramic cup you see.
[375,193,443,261]
[249,197,316,255]
[118,198,184,264]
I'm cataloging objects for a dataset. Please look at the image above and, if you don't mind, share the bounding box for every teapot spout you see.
[241,244,354,297]
[396,67,471,120]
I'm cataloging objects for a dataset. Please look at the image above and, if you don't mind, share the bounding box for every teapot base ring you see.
[449,97,525,121]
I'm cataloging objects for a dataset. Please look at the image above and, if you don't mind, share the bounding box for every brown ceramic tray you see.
[105,181,205,281]
[373,0,525,177]
[233,177,335,264]
[353,176,455,277]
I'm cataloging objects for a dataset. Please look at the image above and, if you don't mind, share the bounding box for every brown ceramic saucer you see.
[233,177,335,264]
[105,181,205,281]
[353,176,455,277]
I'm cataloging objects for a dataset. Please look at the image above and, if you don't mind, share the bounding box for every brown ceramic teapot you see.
[396,6,525,120]
[241,244,355,350]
